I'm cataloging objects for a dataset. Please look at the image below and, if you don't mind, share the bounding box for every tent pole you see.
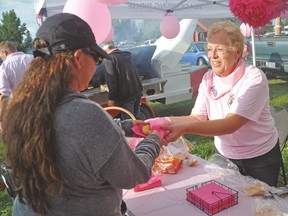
[251,28,256,67]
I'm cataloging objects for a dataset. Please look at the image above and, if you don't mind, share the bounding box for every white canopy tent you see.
[33,0,256,67]
[34,0,234,19]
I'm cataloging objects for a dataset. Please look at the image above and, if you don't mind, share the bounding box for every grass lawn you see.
[1,78,288,215]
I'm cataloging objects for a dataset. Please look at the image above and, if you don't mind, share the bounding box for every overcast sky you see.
[0,0,39,38]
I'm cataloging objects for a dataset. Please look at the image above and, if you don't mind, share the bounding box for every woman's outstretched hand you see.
[161,117,186,143]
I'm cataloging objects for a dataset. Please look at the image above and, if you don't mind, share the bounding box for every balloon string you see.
[255,28,262,41]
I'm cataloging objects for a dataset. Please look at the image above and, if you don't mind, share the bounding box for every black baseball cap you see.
[35,13,111,60]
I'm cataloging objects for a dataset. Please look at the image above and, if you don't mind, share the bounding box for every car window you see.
[195,43,207,51]
[186,42,208,53]
[188,45,196,52]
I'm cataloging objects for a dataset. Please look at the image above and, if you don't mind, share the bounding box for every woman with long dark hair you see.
[2,13,165,216]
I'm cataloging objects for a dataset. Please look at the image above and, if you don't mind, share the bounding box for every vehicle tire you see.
[138,104,154,120]
[197,58,207,66]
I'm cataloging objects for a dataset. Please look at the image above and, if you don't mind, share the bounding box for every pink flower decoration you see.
[229,0,287,29]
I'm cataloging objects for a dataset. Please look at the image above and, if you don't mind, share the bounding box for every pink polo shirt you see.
[192,59,278,159]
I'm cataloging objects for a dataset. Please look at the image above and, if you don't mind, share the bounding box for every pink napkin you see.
[132,118,169,137]
[134,174,163,192]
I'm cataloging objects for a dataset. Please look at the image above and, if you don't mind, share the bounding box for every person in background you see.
[162,21,281,187]
[102,41,143,120]
[0,41,33,125]
[2,13,166,216]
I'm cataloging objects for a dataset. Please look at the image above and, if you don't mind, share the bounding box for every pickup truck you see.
[246,36,288,78]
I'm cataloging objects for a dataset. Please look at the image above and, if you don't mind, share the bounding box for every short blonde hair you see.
[207,21,244,51]
[0,41,17,53]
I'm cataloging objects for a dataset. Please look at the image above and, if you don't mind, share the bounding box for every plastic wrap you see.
[255,198,283,216]
[152,146,183,174]
[167,136,198,167]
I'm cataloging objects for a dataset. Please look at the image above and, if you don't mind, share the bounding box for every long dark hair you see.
[2,39,75,214]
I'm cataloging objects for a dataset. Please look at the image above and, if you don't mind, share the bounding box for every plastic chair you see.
[270,106,288,186]
[0,163,15,199]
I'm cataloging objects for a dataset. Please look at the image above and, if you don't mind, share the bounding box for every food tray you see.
[186,180,238,215]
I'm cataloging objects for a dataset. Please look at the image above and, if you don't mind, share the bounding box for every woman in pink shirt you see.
[163,21,281,187]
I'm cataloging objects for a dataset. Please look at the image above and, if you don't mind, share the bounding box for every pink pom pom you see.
[229,0,287,29]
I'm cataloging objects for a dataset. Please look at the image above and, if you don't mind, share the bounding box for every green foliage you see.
[112,19,140,43]
[149,99,196,117]
[0,10,23,44]
[22,30,33,49]
[0,191,12,216]
[0,10,33,51]
[138,20,161,41]
[112,19,161,44]
[185,134,214,160]
[0,141,12,216]
[269,78,288,108]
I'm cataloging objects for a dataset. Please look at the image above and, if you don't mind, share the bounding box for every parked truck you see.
[246,36,288,78]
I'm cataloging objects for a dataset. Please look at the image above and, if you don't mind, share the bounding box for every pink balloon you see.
[96,0,128,5]
[160,14,180,39]
[103,26,114,43]
[63,0,111,44]
[240,23,252,37]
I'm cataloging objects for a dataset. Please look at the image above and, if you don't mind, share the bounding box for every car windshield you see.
[195,42,207,51]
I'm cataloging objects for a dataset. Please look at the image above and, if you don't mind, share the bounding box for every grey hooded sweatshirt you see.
[12,91,160,216]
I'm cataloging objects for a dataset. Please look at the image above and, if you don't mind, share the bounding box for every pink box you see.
[186,180,238,215]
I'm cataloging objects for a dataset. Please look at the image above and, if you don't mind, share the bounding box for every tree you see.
[0,10,32,51]
[112,19,140,43]
[22,30,33,49]
[139,20,161,41]
[112,19,161,44]
[282,18,288,29]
